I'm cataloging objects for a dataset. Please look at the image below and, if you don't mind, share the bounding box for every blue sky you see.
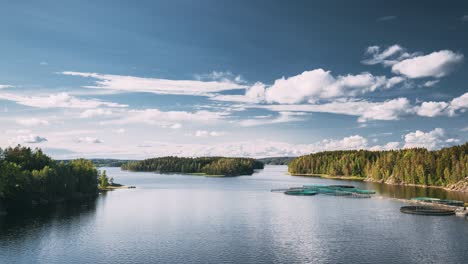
[0,0,467,158]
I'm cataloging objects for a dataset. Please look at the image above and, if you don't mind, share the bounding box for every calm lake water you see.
[1,165,467,264]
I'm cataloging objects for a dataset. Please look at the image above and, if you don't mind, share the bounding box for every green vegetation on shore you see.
[0,146,99,210]
[289,143,468,187]
[122,156,264,176]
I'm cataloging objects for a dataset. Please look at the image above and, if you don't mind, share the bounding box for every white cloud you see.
[101,108,226,127]
[210,82,267,103]
[80,108,113,118]
[392,50,463,78]
[194,71,246,84]
[422,80,440,87]
[262,98,413,122]
[369,141,400,151]
[238,112,306,127]
[16,118,49,126]
[416,101,450,117]
[362,44,405,65]
[0,85,13,89]
[449,92,468,113]
[263,69,400,104]
[61,71,246,96]
[133,136,369,158]
[403,128,450,150]
[0,92,127,109]
[10,134,48,144]
[416,92,468,117]
[77,137,103,144]
[194,130,226,137]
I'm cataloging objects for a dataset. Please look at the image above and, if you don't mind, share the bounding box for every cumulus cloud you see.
[16,118,49,126]
[77,137,103,144]
[238,112,306,127]
[212,70,405,105]
[449,92,468,113]
[263,69,402,104]
[61,71,246,96]
[262,98,413,122]
[403,128,451,150]
[392,50,464,78]
[363,45,463,79]
[0,92,127,109]
[416,101,450,117]
[416,92,468,117]
[11,134,48,144]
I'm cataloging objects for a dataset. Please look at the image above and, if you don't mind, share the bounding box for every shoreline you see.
[289,173,365,181]
[99,185,136,191]
[289,172,468,193]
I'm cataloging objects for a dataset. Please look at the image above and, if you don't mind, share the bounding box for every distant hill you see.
[258,157,295,165]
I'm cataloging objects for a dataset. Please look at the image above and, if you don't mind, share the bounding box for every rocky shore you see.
[364,177,468,193]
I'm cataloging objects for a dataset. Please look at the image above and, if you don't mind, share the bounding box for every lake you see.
[1,165,467,264]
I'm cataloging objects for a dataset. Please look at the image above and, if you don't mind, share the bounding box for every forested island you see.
[122,157,264,176]
[0,146,109,212]
[289,143,468,189]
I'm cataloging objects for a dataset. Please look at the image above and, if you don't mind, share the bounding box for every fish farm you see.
[400,206,455,216]
[410,197,465,207]
[271,184,376,198]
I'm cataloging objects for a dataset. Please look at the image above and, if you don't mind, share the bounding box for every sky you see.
[0,0,467,159]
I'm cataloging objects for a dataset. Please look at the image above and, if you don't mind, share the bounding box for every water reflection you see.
[0,166,467,264]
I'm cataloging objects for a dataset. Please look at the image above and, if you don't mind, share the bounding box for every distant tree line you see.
[122,157,264,176]
[0,146,99,209]
[288,143,468,186]
[258,157,295,165]
[58,159,136,167]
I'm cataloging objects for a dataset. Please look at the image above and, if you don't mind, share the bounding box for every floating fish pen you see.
[410,197,440,203]
[284,189,318,196]
[411,197,464,207]
[272,184,376,198]
[434,199,465,207]
[400,206,455,216]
